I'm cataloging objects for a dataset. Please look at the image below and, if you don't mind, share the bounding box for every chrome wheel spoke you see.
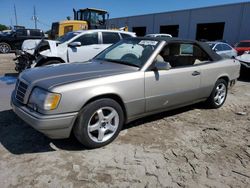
[88,122,100,132]
[97,128,105,141]
[106,110,117,122]
[97,109,105,121]
[107,123,116,132]
[214,93,219,101]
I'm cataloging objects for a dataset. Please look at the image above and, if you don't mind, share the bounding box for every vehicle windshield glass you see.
[95,39,160,68]
[90,11,106,24]
[57,32,79,43]
[207,43,216,49]
[236,42,250,47]
[0,30,13,36]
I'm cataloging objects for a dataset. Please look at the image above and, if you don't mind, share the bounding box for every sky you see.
[0,0,249,31]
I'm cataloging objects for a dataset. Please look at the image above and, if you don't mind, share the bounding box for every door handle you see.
[94,47,101,50]
[192,71,201,76]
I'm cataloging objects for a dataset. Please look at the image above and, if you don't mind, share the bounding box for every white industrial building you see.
[109,2,250,45]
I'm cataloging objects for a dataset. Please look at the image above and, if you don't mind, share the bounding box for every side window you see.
[222,44,232,51]
[102,32,121,44]
[63,26,73,35]
[180,44,193,55]
[16,30,27,37]
[30,30,42,36]
[121,33,132,39]
[214,44,223,51]
[159,43,211,68]
[74,32,98,46]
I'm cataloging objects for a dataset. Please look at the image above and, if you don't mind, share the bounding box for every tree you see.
[0,24,8,31]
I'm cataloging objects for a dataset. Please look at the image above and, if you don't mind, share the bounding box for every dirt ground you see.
[0,54,250,188]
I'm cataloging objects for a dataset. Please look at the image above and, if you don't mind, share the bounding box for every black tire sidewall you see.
[207,79,228,108]
[74,98,124,149]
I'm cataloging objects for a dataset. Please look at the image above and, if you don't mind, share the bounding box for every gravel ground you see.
[0,53,17,75]
[0,54,250,187]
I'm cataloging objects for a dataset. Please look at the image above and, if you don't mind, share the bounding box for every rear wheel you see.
[0,42,11,53]
[73,98,124,149]
[206,79,228,108]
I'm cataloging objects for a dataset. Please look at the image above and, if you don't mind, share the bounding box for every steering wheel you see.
[121,53,141,66]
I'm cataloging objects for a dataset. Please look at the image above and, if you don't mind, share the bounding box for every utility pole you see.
[10,18,13,29]
[32,6,38,29]
[14,4,18,26]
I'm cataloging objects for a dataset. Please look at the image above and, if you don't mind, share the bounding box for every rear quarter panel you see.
[199,59,240,99]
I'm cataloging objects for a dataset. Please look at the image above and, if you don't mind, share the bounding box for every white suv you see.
[17,30,136,69]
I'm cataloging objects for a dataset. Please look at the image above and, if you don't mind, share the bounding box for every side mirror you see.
[213,48,218,52]
[68,41,81,47]
[154,61,171,71]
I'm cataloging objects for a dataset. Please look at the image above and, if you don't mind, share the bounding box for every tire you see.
[73,98,124,149]
[0,42,11,53]
[206,79,228,109]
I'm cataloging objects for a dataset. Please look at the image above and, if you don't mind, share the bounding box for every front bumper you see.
[11,95,78,139]
[240,61,250,69]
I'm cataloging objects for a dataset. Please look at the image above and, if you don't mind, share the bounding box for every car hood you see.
[20,60,138,89]
[21,39,60,55]
[236,53,250,63]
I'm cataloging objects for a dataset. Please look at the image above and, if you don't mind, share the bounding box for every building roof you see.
[110,2,250,20]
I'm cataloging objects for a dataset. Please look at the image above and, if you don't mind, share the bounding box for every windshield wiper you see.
[96,58,140,68]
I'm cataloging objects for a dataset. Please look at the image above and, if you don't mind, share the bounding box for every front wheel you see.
[0,42,11,53]
[73,98,124,149]
[206,79,228,109]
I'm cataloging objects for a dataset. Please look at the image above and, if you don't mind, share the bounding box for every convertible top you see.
[129,37,223,62]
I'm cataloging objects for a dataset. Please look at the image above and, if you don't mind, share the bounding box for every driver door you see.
[145,66,201,112]
[144,43,202,112]
[68,32,103,62]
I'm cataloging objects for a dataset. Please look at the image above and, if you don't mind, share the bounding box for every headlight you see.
[28,87,61,111]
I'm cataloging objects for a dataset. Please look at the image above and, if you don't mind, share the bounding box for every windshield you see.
[95,38,160,68]
[236,42,250,48]
[57,32,79,43]
[0,31,13,36]
[90,11,106,25]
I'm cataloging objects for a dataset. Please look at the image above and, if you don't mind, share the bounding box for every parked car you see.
[234,40,250,55]
[11,38,240,149]
[235,51,250,73]
[0,29,45,53]
[145,33,172,38]
[207,42,237,59]
[14,29,136,72]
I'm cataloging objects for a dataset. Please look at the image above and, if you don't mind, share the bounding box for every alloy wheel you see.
[87,107,119,143]
[0,43,10,53]
[214,83,227,105]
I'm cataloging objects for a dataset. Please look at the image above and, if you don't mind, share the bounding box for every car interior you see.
[157,43,212,68]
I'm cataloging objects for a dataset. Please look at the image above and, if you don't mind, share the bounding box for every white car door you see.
[68,32,102,63]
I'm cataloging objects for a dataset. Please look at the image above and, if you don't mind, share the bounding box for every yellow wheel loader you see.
[50,8,109,39]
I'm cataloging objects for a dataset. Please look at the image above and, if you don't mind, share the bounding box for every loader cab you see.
[73,8,109,29]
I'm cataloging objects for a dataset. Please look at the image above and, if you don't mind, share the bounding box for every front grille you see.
[15,80,28,103]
